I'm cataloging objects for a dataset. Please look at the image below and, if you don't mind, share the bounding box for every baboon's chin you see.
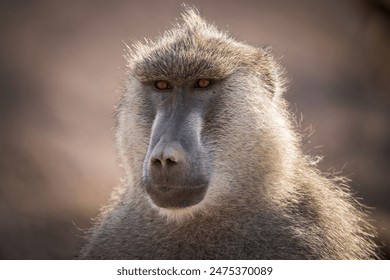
[145,183,208,209]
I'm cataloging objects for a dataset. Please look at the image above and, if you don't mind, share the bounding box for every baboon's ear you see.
[255,48,286,99]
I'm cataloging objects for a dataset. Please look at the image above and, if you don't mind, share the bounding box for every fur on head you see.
[127,7,285,97]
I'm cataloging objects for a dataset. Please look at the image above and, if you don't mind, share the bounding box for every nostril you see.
[151,157,162,166]
[165,157,177,165]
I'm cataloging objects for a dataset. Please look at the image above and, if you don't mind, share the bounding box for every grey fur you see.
[79,8,379,259]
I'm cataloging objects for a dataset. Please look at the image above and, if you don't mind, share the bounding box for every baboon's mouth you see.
[145,183,208,209]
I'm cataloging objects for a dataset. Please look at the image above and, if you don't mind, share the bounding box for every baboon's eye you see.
[195,79,211,89]
[154,80,172,90]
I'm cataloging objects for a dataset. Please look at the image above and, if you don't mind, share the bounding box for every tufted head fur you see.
[129,8,284,97]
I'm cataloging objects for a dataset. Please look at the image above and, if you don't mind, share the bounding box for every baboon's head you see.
[116,8,296,218]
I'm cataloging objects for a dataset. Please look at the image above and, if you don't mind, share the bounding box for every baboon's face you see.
[140,78,216,209]
[120,15,280,213]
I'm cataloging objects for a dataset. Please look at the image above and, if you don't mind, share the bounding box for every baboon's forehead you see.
[132,33,254,82]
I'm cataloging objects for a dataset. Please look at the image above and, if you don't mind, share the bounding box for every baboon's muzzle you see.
[144,138,209,208]
[142,87,210,209]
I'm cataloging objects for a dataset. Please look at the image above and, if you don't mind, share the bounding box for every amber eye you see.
[154,80,172,90]
[195,79,211,89]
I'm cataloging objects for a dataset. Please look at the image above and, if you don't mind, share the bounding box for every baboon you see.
[79,8,378,259]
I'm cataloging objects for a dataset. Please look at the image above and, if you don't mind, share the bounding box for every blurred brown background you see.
[0,0,389,259]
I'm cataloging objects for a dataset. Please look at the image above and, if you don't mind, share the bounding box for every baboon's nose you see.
[150,141,185,169]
